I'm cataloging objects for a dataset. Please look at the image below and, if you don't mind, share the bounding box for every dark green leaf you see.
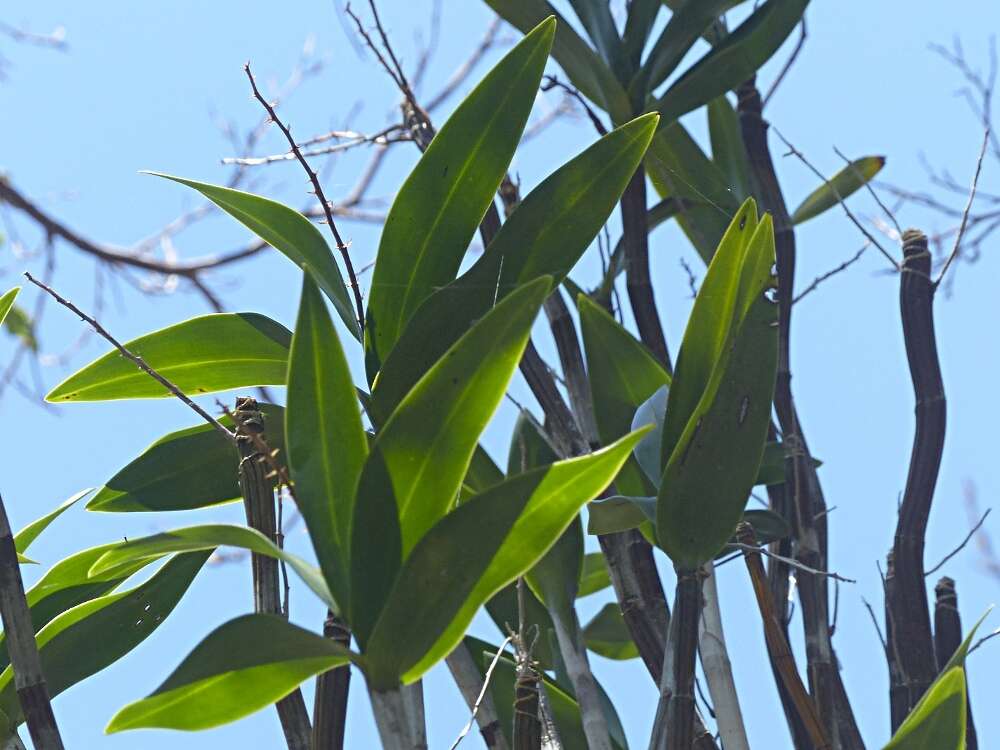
[365,18,554,373]
[286,273,368,608]
[485,585,558,669]
[738,509,792,547]
[652,0,809,124]
[566,0,622,73]
[588,495,656,536]
[146,173,360,340]
[372,113,658,420]
[708,95,752,202]
[621,0,662,70]
[484,2,630,121]
[583,603,639,660]
[397,429,648,683]
[47,313,290,402]
[89,524,335,609]
[577,552,612,597]
[88,405,284,512]
[107,614,353,733]
[0,552,210,725]
[14,489,90,554]
[791,156,887,225]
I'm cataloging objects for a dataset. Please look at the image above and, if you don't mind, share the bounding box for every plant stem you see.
[698,561,749,750]
[446,643,511,750]
[888,229,944,722]
[664,569,702,750]
[401,682,428,750]
[933,577,977,749]
[0,493,63,750]
[234,397,312,750]
[369,687,414,750]
[312,611,351,750]
[549,604,612,750]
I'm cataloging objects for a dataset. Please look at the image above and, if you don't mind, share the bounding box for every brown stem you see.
[737,76,863,750]
[620,164,672,371]
[312,612,352,750]
[664,569,702,750]
[234,398,312,749]
[933,577,977,749]
[888,229,944,722]
[543,290,599,446]
[739,524,831,750]
[0,492,63,750]
[883,552,909,731]
[512,660,541,750]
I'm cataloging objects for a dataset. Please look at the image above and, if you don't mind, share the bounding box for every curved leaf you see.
[89,524,335,610]
[708,95,752,202]
[566,0,622,72]
[14,489,91,554]
[106,614,353,733]
[0,551,210,726]
[578,552,612,598]
[0,288,19,328]
[652,0,809,124]
[583,603,639,660]
[400,428,649,683]
[791,156,886,225]
[373,113,658,419]
[1,303,36,351]
[365,17,554,373]
[883,667,965,750]
[286,273,368,608]
[146,173,360,340]
[88,405,284,513]
[47,313,290,402]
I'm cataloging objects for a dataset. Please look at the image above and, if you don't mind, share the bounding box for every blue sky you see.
[2,1,999,748]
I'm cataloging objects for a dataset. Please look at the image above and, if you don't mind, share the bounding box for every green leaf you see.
[47,313,290,402]
[0,551,210,725]
[106,614,353,733]
[365,17,554,373]
[0,288,19,328]
[621,0,662,71]
[657,214,779,568]
[0,543,161,674]
[566,0,622,73]
[638,0,743,94]
[368,277,550,560]
[484,1,630,121]
[398,429,648,683]
[578,552,612,597]
[708,95,753,202]
[883,667,966,750]
[88,404,284,512]
[89,524,335,610]
[652,0,809,124]
[739,509,792,547]
[583,603,639,660]
[286,273,368,609]
[791,156,887,225]
[14,489,91,554]
[2,303,37,351]
[146,173,360,340]
[485,585,558,669]
[372,113,658,420]
[588,495,655,536]
[508,412,584,611]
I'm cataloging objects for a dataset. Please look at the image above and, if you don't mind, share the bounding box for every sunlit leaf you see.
[791,156,886,225]
[106,614,353,733]
[47,313,290,402]
[883,667,965,750]
[365,18,554,374]
[146,173,360,340]
[0,288,19,328]
[14,489,91,554]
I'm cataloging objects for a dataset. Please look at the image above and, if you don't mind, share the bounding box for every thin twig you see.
[763,19,807,108]
[449,636,514,750]
[935,127,990,286]
[926,508,992,576]
[792,243,869,304]
[861,596,889,655]
[727,543,856,583]
[24,272,234,442]
[243,63,366,331]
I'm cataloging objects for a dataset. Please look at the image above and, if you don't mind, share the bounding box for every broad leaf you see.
[88,405,284,512]
[657,215,779,567]
[47,313,290,401]
[107,614,352,733]
[368,277,550,559]
[0,551,210,726]
[484,1,630,121]
[883,667,966,750]
[373,113,658,419]
[286,273,368,608]
[147,173,360,340]
[365,17,554,373]
[584,603,639,660]
[400,429,648,683]
[89,524,335,610]
[652,0,809,124]
[578,552,612,597]
[0,288,18,328]
[14,489,91,554]
[791,156,886,225]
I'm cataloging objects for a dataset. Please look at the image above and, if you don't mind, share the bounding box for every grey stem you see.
[549,605,612,750]
[446,644,511,750]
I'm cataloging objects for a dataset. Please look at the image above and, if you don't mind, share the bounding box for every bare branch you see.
[763,19,807,108]
[935,127,990,286]
[926,507,992,576]
[792,243,869,305]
